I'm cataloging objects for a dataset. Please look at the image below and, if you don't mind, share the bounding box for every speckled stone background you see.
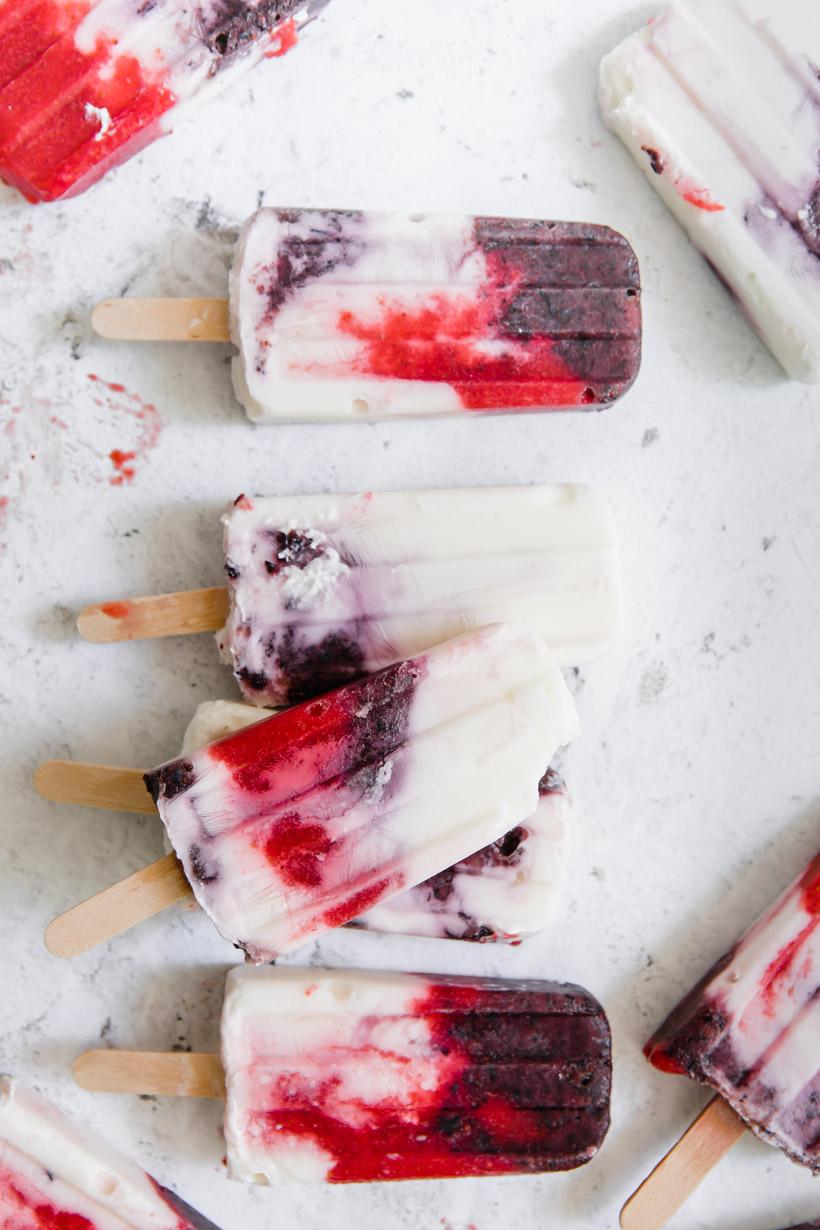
[1,2,819,1227]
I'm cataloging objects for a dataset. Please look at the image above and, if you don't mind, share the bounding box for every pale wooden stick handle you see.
[77,587,229,643]
[620,1096,746,1230]
[35,761,154,814]
[92,298,230,342]
[74,1050,225,1098]
[45,854,193,958]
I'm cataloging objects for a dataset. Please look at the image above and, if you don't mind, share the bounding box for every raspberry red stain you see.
[675,178,725,212]
[109,448,137,483]
[758,864,819,1014]
[87,374,161,486]
[801,862,820,915]
[100,600,133,620]
[1,1171,95,1230]
[320,875,401,930]
[335,248,584,410]
[258,813,332,888]
[264,17,298,57]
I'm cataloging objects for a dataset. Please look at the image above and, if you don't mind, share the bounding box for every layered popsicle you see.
[228,207,642,419]
[221,965,613,1183]
[646,851,820,1171]
[0,0,329,203]
[182,699,569,943]
[146,624,579,962]
[0,1075,218,1229]
[600,0,820,382]
[217,483,619,706]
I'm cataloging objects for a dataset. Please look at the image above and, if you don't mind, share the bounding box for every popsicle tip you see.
[33,761,60,800]
[72,1050,104,1090]
[43,915,80,959]
[77,601,131,642]
[91,300,117,338]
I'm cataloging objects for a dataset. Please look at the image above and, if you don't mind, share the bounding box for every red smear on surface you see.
[675,178,725,212]
[109,447,137,484]
[101,601,132,620]
[87,374,161,485]
[0,0,176,203]
[264,17,298,57]
[333,249,583,410]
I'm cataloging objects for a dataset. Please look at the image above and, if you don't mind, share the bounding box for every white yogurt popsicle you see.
[229,207,642,421]
[147,624,579,963]
[217,484,619,707]
[600,0,820,381]
[0,1076,218,1228]
[181,700,569,943]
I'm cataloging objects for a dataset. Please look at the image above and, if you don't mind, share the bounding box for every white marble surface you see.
[0,2,818,1227]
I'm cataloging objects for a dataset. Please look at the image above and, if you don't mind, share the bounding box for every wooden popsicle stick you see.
[77,587,229,643]
[35,760,154,814]
[92,298,230,342]
[74,1050,225,1098]
[44,854,193,958]
[620,1096,746,1230]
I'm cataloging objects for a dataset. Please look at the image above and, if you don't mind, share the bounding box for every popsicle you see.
[648,851,819,1168]
[92,207,642,419]
[179,700,571,943]
[621,850,819,1230]
[600,0,820,382]
[76,483,620,708]
[35,698,570,944]
[74,965,613,1184]
[0,1,330,203]
[46,624,579,960]
[147,624,578,962]
[0,1075,219,1229]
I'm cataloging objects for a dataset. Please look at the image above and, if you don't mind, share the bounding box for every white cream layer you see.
[0,1077,183,1229]
[221,967,449,1184]
[230,210,487,422]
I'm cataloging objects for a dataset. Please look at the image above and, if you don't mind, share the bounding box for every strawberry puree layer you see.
[0,0,325,201]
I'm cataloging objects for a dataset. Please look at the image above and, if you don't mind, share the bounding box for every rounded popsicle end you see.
[76,601,131,642]
[90,300,122,339]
